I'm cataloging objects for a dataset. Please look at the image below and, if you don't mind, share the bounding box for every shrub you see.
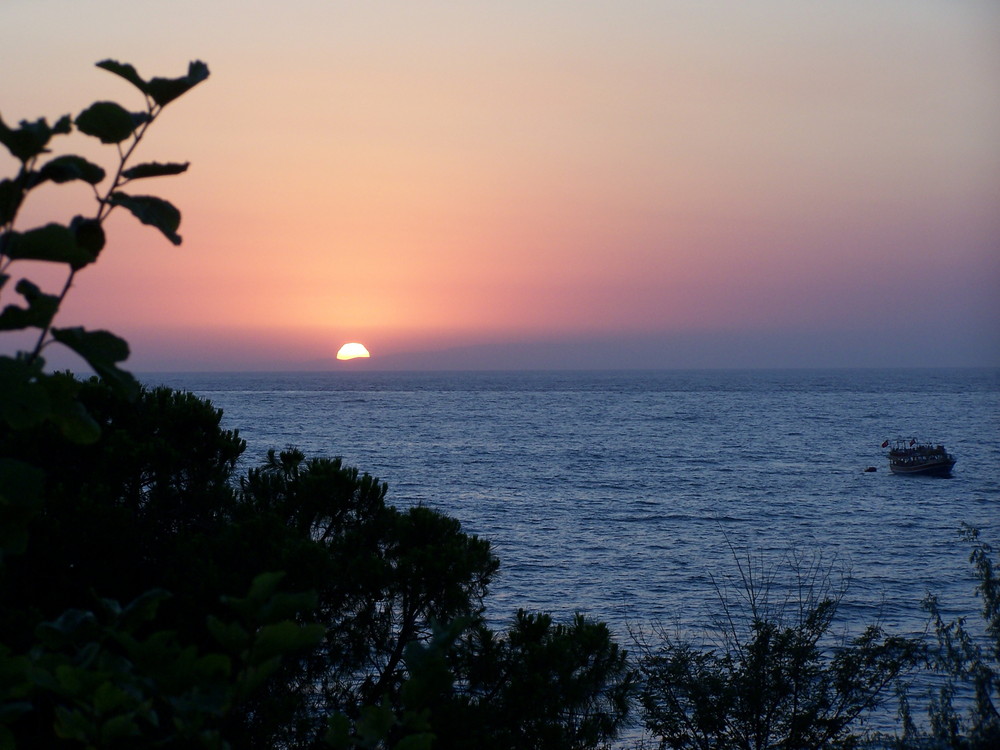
[634,548,921,750]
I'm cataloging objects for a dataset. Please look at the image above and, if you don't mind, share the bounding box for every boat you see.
[881,438,956,476]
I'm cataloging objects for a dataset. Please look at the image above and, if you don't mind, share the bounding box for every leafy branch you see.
[0,59,208,584]
[0,59,208,434]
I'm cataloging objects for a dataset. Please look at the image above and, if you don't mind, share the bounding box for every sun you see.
[336,342,371,361]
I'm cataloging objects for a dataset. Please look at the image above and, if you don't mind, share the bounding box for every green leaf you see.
[108,192,181,245]
[246,571,285,607]
[2,223,97,269]
[53,706,95,742]
[75,101,135,144]
[119,589,171,632]
[50,327,139,400]
[36,609,98,646]
[96,59,148,94]
[0,278,60,331]
[24,662,62,693]
[237,656,282,698]
[122,161,189,180]
[93,682,132,715]
[145,60,210,106]
[207,616,251,653]
[0,114,70,162]
[36,155,106,185]
[100,714,141,742]
[193,652,232,681]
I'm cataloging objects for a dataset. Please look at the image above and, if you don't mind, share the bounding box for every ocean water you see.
[143,368,999,645]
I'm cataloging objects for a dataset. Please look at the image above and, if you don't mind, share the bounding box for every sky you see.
[2,1,999,370]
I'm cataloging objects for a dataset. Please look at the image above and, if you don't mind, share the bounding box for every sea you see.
[144,367,998,734]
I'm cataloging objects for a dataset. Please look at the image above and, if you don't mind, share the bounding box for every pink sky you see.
[3,1,999,370]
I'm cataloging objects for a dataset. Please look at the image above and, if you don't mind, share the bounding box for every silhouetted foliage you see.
[436,610,636,749]
[634,550,921,750]
[0,382,244,642]
[0,60,323,748]
[0,56,210,566]
[16,56,996,750]
[0,59,637,749]
[895,526,1000,750]
[228,447,502,746]
[1,373,636,748]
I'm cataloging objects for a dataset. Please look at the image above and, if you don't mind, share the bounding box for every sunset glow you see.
[2,1,998,370]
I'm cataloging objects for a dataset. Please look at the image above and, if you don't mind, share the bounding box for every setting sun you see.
[5,2,996,372]
[337,343,371,361]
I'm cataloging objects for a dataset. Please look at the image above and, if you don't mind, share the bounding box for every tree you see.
[1,60,636,750]
[0,382,245,644]
[634,548,920,750]
[228,449,637,749]
[0,61,325,749]
[434,610,636,750]
[1,57,210,565]
[228,448,500,747]
[3,378,635,749]
[903,525,1000,749]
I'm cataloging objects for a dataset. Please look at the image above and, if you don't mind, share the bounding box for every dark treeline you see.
[3,379,998,750]
[1,60,997,749]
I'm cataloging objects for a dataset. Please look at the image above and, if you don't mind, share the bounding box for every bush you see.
[634,548,921,750]
[899,525,1000,749]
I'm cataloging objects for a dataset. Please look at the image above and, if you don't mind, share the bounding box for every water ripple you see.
[147,368,998,645]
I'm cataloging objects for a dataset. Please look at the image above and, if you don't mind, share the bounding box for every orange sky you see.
[3,1,999,369]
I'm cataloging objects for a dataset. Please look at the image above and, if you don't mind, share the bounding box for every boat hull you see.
[888,458,956,476]
[885,438,956,477]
